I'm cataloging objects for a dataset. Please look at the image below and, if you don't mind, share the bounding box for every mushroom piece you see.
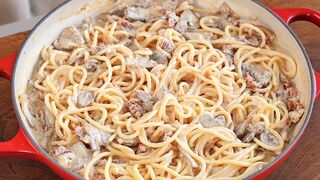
[198,112,226,128]
[175,10,199,33]
[124,6,150,22]
[256,25,276,44]
[128,98,146,119]
[77,91,94,108]
[128,90,155,118]
[134,90,155,111]
[203,15,230,30]
[53,146,85,170]
[160,39,175,54]
[242,63,272,89]
[54,26,85,50]
[260,131,280,147]
[242,122,265,143]
[240,34,260,47]
[151,50,169,66]
[234,118,250,137]
[166,11,179,27]
[70,141,90,159]
[126,55,158,69]
[75,124,111,151]
[108,15,137,37]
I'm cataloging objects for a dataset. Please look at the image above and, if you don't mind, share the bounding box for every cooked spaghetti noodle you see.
[19,1,305,179]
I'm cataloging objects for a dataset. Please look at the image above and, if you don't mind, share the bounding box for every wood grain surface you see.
[0,0,319,179]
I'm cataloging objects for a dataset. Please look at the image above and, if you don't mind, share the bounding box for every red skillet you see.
[0,0,319,179]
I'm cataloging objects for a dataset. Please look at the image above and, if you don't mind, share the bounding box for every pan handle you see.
[0,54,39,159]
[272,8,320,99]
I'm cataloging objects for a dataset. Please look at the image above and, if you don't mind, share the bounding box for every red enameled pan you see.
[0,0,319,179]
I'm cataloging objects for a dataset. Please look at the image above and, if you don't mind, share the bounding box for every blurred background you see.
[0,0,65,37]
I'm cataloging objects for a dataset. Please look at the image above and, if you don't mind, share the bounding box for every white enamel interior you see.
[13,0,314,168]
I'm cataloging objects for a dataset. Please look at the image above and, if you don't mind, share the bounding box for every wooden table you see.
[0,0,319,179]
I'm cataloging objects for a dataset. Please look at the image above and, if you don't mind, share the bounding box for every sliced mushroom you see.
[242,63,272,89]
[242,122,265,143]
[175,10,199,33]
[128,98,146,119]
[75,124,111,151]
[151,50,169,66]
[199,112,226,128]
[54,26,85,50]
[126,55,158,69]
[77,91,94,108]
[240,35,260,47]
[234,119,250,137]
[134,90,155,111]
[124,6,150,22]
[160,39,175,54]
[75,126,89,144]
[166,11,179,27]
[260,131,280,147]
[256,25,276,44]
[128,90,155,118]
[70,141,90,159]
[108,15,137,37]
[87,124,110,150]
[54,146,85,170]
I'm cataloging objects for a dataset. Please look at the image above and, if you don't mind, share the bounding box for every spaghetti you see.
[19,1,305,179]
